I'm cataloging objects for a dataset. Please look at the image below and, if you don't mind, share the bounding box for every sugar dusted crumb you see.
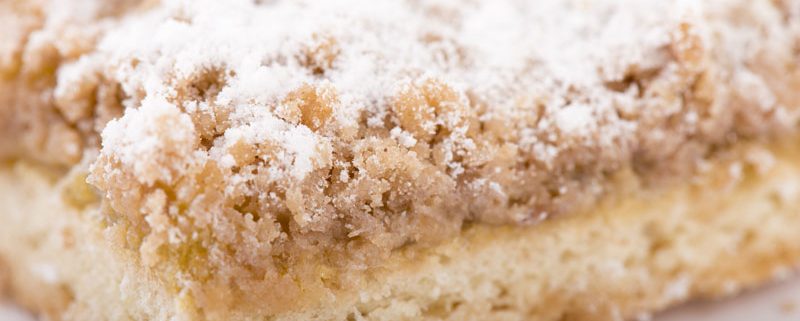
[1,0,800,315]
[389,127,418,148]
[99,96,198,185]
[554,104,594,136]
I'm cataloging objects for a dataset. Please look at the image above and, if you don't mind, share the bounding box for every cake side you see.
[1,137,800,321]
[0,164,177,321]
[302,140,800,321]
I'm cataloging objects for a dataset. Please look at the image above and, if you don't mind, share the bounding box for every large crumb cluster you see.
[2,0,800,315]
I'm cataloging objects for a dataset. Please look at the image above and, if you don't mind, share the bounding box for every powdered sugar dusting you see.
[555,104,595,136]
[99,96,197,185]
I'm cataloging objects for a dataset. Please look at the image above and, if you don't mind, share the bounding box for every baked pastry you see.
[2,0,800,320]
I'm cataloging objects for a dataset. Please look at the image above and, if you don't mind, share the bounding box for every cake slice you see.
[1,0,800,320]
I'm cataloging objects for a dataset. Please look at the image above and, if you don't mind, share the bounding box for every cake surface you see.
[1,0,800,320]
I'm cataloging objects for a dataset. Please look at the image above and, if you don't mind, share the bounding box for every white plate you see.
[1,277,799,320]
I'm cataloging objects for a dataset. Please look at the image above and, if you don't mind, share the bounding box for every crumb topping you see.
[2,0,799,314]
